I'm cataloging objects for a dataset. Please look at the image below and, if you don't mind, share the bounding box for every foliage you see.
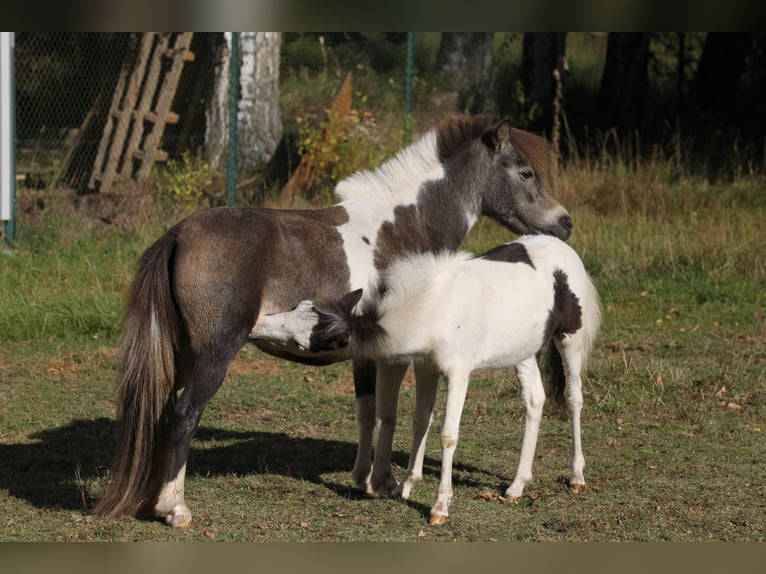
[155,151,216,209]
[294,106,392,203]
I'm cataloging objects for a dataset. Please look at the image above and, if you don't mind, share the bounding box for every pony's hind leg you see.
[504,357,546,501]
[394,361,439,500]
[154,342,241,527]
[558,338,586,491]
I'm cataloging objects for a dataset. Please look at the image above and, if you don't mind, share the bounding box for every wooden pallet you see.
[88,32,194,192]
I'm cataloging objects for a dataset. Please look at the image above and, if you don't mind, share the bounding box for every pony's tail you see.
[93,231,180,518]
[312,289,388,360]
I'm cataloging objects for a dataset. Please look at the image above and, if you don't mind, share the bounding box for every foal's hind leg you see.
[558,338,586,491]
[504,357,546,501]
[154,341,242,527]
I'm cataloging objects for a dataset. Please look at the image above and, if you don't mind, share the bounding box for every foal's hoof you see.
[570,483,586,493]
[174,519,196,529]
[428,514,448,526]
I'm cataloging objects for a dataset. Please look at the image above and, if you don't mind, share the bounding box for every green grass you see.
[1,156,765,541]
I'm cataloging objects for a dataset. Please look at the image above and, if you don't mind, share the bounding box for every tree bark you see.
[205,32,283,173]
[689,32,754,115]
[597,33,651,133]
[435,32,494,114]
[521,33,567,137]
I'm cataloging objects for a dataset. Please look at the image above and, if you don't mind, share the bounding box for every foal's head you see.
[439,116,573,241]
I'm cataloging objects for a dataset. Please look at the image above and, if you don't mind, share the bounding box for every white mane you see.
[334,130,444,206]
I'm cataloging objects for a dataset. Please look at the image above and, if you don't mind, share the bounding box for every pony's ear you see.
[481,117,512,153]
[342,288,363,310]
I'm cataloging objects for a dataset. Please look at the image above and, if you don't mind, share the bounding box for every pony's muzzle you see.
[550,214,573,241]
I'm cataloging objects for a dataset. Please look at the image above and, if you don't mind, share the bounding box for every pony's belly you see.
[252,340,350,366]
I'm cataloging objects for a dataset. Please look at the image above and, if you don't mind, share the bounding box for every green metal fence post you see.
[404,32,415,145]
[226,32,240,207]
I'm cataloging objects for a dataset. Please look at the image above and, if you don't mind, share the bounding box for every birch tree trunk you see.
[205,32,283,172]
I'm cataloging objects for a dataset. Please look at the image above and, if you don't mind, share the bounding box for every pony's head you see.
[438,116,573,241]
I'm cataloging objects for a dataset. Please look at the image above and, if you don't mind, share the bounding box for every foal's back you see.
[377,235,589,370]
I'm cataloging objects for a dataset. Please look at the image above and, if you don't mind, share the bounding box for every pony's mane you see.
[508,127,553,186]
[333,130,442,204]
[435,114,495,162]
[334,115,494,205]
[333,114,553,204]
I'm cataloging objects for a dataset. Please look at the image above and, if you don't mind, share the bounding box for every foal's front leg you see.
[394,361,440,500]
[504,357,546,501]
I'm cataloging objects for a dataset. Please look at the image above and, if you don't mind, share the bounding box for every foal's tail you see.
[93,231,180,518]
[542,272,601,407]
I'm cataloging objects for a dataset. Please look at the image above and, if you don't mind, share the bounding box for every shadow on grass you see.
[0,418,499,520]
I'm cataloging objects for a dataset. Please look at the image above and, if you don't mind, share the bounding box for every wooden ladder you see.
[88,32,194,192]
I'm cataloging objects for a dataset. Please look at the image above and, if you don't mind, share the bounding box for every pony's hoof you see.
[163,505,194,528]
[570,483,586,493]
[428,514,448,525]
[500,494,520,503]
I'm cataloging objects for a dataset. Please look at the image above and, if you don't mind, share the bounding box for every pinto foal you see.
[308,235,601,524]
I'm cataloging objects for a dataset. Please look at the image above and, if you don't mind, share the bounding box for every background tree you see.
[521,32,567,138]
[597,32,651,134]
[205,32,283,173]
[434,32,494,114]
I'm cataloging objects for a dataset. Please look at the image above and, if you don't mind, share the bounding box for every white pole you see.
[0,32,13,223]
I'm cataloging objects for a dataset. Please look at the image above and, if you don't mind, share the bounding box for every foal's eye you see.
[519,168,534,182]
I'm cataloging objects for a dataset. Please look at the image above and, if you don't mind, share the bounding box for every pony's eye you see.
[519,168,534,182]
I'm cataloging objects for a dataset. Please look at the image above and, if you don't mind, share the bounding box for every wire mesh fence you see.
[12,34,434,193]
[8,32,464,237]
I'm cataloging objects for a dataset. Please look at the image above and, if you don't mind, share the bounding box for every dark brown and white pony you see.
[309,235,601,524]
[93,115,573,527]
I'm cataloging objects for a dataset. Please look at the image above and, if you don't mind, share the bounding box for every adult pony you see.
[93,115,573,527]
[310,235,601,524]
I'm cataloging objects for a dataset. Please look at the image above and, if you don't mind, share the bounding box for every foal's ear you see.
[481,117,513,153]
[342,288,364,310]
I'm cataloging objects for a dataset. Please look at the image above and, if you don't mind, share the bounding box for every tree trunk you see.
[205,32,283,173]
[690,32,753,115]
[521,33,567,137]
[435,32,494,114]
[597,33,651,133]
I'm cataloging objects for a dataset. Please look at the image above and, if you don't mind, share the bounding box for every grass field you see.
[1,150,764,542]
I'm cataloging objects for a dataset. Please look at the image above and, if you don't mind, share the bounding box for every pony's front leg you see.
[504,357,545,501]
[394,362,439,500]
[429,366,470,525]
[370,360,408,496]
[351,359,377,492]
